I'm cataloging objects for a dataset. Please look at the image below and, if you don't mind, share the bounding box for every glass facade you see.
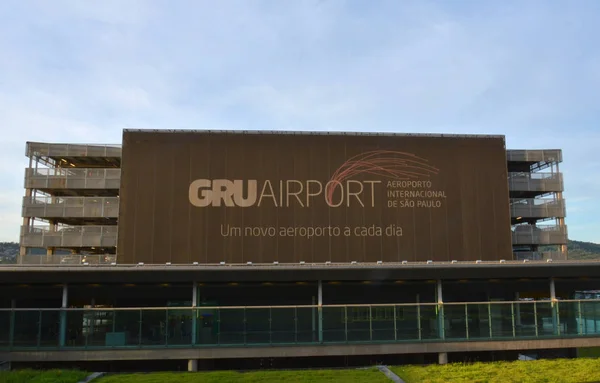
[1,300,599,350]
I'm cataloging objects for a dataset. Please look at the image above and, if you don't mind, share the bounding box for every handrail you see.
[0,299,597,311]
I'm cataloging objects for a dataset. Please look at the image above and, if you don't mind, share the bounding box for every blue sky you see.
[0,0,599,243]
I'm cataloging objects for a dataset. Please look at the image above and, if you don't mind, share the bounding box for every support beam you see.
[192,281,198,345]
[318,280,323,306]
[192,281,198,307]
[9,299,16,347]
[515,292,522,327]
[438,352,448,365]
[59,284,68,347]
[187,359,198,372]
[436,279,445,339]
[555,162,568,259]
[45,221,56,264]
[318,280,323,343]
[550,278,559,335]
[311,296,316,342]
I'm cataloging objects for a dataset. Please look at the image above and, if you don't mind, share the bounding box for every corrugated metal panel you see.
[118,131,513,264]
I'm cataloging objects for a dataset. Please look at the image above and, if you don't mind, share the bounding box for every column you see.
[46,219,56,264]
[187,359,198,372]
[436,279,445,340]
[9,299,16,347]
[192,281,197,345]
[59,284,68,347]
[311,296,316,341]
[436,280,448,364]
[550,278,559,335]
[318,280,323,343]
[555,162,568,259]
[438,352,448,365]
[19,159,33,265]
[515,292,522,327]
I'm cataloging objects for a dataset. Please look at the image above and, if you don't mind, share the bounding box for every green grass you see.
[9,359,600,383]
[95,368,389,383]
[393,358,600,383]
[0,369,89,383]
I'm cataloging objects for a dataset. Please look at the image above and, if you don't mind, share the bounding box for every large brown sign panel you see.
[117,130,512,264]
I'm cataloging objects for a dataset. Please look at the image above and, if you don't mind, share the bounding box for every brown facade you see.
[117,131,512,264]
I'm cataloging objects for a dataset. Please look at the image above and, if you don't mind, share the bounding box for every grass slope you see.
[393,358,600,383]
[95,368,389,383]
[0,369,89,383]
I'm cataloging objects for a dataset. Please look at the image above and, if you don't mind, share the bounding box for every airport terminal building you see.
[1,130,599,371]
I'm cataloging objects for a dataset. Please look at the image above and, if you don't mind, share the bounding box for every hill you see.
[1,239,599,263]
[564,239,600,260]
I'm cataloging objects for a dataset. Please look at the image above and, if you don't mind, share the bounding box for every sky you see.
[0,0,599,243]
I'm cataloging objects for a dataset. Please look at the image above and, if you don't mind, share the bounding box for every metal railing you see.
[24,168,121,189]
[20,225,118,248]
[0,300,598,350]
[512,224,568,245]
[18,254,116,265]
[508,172,563,192]
[506,149,562,163]
[510,198,566,218]
[22,196,119,218]
[26,142,121,158]
[513,251,566,261]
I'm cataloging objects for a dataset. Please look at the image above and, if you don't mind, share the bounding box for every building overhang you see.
[1,261,600,284]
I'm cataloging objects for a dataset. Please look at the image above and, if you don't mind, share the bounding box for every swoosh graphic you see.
[326,150,439,204]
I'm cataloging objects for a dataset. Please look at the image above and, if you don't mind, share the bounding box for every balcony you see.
[512,224,568,245]
[22,196,119,218]
[26,142,121,158]
[20,225,118,248]
[508,172,563,193]
[506,150,562,163]
[510,198,566,218]
[24,168,121,190]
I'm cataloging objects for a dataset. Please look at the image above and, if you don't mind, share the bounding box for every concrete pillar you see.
[436,280,445,339]
[317,280,323,343]
[192,281,197,345]
[555,161,568,259]
[187,359,198,372]
[20,157,33,265]
[59,284,68,347]
[89,298,96,341]
[550,278,559,334]
[18,245,26,265]
[9,299,16,346]
[19,191,31,265]
[438,352,448,365]
[44,218,57,264]
[416,294,422,340]
[311,296,316,341]
[515,292,522,327]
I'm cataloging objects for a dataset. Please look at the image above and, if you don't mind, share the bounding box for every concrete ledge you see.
[2,337,600,362]
[3,263,600,284]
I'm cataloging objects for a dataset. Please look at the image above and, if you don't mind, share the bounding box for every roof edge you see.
[122,129,506,139]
